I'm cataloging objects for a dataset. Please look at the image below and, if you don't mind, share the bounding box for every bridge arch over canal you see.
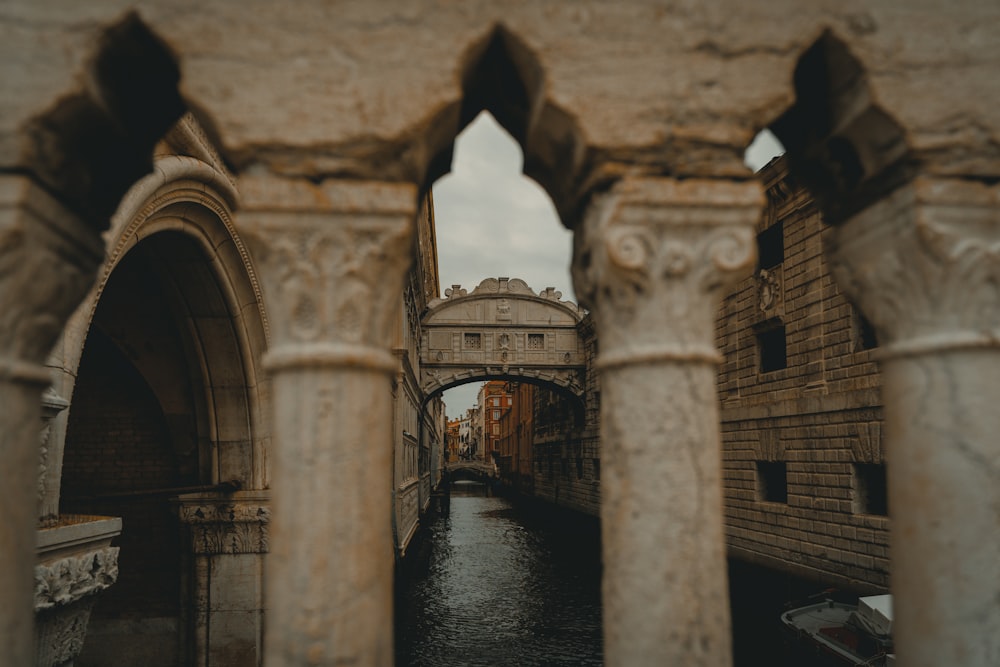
[419,277,586,401]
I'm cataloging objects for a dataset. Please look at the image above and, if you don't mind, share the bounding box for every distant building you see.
[497,382,536,493]
[477,380,511,463]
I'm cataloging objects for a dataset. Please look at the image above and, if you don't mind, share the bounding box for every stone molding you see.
[827,177,1000,359]
[34,546,119,611]
[177,494,271,555]
[431,276,580,315]
[573,177,763,369]
[38,388,69,526]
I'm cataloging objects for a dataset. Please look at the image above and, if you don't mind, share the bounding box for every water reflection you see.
[395,482,603,666]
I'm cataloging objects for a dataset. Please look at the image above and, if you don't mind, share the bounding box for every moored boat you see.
[781,594,894,666]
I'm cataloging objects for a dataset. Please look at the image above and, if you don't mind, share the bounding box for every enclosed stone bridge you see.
[419,277,586,399]
[444,460,498,483]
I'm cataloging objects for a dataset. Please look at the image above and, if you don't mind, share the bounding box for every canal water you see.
[395,482,603,666]
[396,482,814,666]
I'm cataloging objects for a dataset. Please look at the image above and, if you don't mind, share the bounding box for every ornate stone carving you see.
[177,498,271,555]
[827,178,1000,358]
[34,547,119,611]
[573,177,762,369]
[420,276,585,397]
[35,597,98,667]
[756,267,783,315]
[431,276,579,313]
[237,176,416,373]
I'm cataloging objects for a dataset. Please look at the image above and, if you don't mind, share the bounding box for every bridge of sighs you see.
[419,277,586,400]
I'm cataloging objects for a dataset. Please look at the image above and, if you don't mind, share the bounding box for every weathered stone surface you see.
[826,177,1000,667]
[573,176,761,667]
[3,2,999,218]
[236,176,416,667]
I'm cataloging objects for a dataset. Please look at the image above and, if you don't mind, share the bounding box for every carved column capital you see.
[236,176,417,375]
[827,177,1000,359]
[176,493,271,555]
[572,177,763,369]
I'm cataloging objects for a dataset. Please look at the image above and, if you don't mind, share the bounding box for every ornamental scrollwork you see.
[572,178,761,355]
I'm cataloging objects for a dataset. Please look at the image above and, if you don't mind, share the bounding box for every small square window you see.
[757,325,787,373]
[757,222,784,270]
[854,309,878,351]
[464,333,481,349]
[756,461,788,503]
[853,463,888,516]
[528,333,545,350]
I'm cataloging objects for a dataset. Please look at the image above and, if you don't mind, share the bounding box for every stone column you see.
[176,491,270,667]
[826,177,1000,667]
[237,176,415,667]
[572,177,761,666]
[0,176,104,665]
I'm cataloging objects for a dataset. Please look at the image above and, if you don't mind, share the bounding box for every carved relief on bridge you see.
[420,277,586,397]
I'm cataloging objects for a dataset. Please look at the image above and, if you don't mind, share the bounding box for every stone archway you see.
[47,129,270,667]
[59,221,268,666]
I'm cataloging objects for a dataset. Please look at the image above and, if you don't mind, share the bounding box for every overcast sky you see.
[434,113,783,419]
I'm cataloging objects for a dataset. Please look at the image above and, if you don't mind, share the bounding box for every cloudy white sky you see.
[434,112,783,418]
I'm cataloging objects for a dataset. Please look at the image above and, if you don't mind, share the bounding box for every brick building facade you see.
[719,156,888,592]
[506,156,889,593]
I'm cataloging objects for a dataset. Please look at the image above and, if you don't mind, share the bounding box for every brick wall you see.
[62,328,194,620]
[529,317,601,517]
[717,156,888,592]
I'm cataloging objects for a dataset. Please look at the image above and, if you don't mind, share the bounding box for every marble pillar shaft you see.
[1,381,49,665]
[573,177,762,666]
[237,175,416,667]
[828,178,1000,667]
[0,176,103,666]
